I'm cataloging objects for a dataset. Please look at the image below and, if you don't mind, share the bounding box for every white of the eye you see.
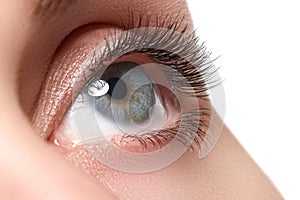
[88,80,109,97]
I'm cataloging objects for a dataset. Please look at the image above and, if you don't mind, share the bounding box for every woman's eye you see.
[55,61,173,150]
[36,18,224,173]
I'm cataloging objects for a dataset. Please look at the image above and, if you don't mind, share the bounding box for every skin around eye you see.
[32,12,222,189]
[38,21,214,156]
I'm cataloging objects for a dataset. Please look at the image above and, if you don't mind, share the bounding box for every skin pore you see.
[0,0,283,199]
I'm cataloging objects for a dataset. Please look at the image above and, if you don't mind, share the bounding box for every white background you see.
[187,0,300,199]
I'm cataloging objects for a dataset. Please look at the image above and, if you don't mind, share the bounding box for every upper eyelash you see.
[74,13,221,150]
[80,13,220,97]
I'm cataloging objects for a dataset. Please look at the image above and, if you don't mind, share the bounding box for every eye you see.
[35,19,224,173]
[57,61,172,148]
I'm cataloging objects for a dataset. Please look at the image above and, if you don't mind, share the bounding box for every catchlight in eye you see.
[87,80,110,97]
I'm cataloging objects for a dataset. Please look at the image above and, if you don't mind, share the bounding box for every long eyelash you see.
[78,13,221,151]
[84,14,220,97]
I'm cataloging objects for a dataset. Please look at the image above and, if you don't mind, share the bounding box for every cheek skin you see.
[65,126,283,200]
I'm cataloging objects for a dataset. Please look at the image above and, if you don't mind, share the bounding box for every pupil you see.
[107,77,127,99]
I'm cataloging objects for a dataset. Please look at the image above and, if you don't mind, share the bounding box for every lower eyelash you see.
[121,108,212,152]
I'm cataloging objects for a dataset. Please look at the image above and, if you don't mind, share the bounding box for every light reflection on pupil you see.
[107,77,127,99]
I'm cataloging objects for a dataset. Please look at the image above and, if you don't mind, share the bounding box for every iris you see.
[88,62,157,126]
